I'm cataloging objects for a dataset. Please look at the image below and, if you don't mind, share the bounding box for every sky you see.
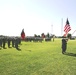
[0,0,76,36]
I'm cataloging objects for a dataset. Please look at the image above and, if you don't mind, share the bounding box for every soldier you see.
[18,37,21,45]
[12,37,15,47]
[53,35,55,42]
[0,37,2,49]
[62,37,68,54]
[15,37,21,50]
[7,37,11,48]
[2,37,7,49]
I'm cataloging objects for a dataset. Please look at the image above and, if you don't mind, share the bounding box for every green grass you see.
[0,39,76,75]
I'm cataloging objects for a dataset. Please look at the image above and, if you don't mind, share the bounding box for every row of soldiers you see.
[0,36,21,50]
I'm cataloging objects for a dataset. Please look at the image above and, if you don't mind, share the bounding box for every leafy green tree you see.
[67,33,72,39]
[34,34,37,37]
[46,33,50,38]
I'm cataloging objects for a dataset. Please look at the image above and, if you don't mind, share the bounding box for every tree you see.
[67,33,71,39]
[34,34,37,37]
[46,33,50,38]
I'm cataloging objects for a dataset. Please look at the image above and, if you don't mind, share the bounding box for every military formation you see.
[0,36,21,50]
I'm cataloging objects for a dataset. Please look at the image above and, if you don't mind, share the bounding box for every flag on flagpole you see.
[64,18,71,36]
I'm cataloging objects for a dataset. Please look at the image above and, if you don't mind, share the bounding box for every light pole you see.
[51,24,53,35]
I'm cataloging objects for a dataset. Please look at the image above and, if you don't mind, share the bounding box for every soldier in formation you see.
[0,37,2,49]
[0,36,21,51]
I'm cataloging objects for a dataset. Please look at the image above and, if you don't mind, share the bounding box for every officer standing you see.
[21,29,25,40]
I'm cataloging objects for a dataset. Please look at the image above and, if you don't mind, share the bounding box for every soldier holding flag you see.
[61,18,71,54]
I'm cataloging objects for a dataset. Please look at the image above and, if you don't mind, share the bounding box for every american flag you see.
[64,18,71,34]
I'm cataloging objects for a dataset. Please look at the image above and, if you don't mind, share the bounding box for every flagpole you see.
[61,18,63,36]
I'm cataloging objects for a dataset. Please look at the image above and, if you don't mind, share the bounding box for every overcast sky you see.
[0,0,76,36]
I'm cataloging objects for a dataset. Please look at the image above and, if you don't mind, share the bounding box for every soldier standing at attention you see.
[2,37,6,49]
[11,37,15,47]
[0,37,2,49]
[15,37,21,50]
[61,36,68,54]
[7,37,11,48]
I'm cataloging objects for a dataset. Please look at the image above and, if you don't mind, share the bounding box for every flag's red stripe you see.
[64,24,71,33]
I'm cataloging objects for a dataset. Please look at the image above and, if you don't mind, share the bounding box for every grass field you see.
[0,38,76,75]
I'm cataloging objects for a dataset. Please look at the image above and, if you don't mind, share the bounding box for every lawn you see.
[0,38,76,75]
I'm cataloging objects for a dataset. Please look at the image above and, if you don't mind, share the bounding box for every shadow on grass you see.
[16,48,21,51]
[64,52,76,57]
[25,50,32,52]
[8,47,12,48]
